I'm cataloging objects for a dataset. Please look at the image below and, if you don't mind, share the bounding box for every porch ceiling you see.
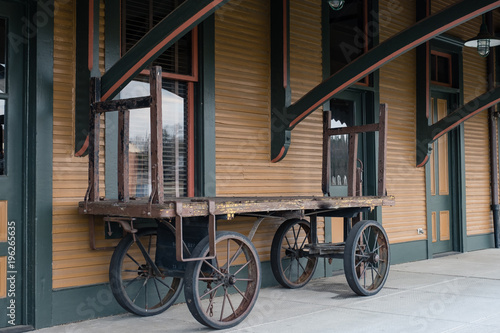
[271,0,500,162]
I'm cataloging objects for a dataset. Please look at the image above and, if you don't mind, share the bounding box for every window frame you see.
[430,50,453,88]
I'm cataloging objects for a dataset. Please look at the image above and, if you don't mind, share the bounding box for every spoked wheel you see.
[184,231,261,329]
[109,227,183,316]
[343,220,390,296]
[270,219,318,288]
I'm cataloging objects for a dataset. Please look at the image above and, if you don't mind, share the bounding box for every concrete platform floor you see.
[35,249,500,333]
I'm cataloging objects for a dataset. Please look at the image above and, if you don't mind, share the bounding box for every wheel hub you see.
[370,252,380,264]
[138,264,149,277]
[221,274,236,286]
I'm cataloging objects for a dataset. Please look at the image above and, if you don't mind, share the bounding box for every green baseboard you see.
[52,283,125,325]
[467,233,495,251]
[389,240,428,265]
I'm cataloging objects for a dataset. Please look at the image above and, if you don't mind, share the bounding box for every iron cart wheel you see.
[184,231,261,329]
[270,219,318,288]
[109,227,183,316]
[343,220,390,296]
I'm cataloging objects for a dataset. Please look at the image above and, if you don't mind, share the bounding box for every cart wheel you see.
[109,227,183,316]
[270,219,318,288]
[343,220,390,296]
[184,231,261,329]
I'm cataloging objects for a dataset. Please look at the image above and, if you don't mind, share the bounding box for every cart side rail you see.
[85,67,165,206]
[322,104,388,197]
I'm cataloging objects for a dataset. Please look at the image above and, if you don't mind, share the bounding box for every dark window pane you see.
[330,0,369,85]
[437,55,450,84]
[431,52,452,86]
[0,18,6,93]
[0,100,5,175]
[122,0,192,76]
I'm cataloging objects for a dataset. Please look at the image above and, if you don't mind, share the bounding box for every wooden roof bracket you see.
[175,200,217,262]
[416,86,500,167]
[271,0,500,163]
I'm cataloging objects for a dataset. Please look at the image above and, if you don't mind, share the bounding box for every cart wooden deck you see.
[79,195,395,218]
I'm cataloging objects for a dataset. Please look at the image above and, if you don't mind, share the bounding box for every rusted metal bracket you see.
[88,216,138,250]
[175,200,216,262]
[105,216,138,234]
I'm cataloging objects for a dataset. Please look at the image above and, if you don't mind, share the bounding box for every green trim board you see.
[104,0,121,200]
[30,0,54,328]
[197,16,216,197]
[0,0,41,328]
[271,0,500,162]
[321,0,330,112]
[74,0,100,155]
[269,0,291,162]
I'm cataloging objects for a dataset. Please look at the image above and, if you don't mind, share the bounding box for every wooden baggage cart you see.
[79,67,395,329]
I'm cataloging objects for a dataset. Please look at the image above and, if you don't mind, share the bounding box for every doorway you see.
[427,92,458,254]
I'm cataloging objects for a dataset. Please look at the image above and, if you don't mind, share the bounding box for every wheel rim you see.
[278,221,317,286]
[192,234,260,327]
[118,231,182,313]
[352,223,389,293]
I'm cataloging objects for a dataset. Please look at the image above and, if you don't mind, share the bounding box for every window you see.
[329,98,355,189]
[329,0,370,85]
[431,51,452,87]
[0,18,4,94]
[121,0,197,197]
[0,18,6,175]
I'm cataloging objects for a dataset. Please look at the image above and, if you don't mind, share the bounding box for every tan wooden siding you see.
[432,0,493,236]
[462,26,493,236]
[53,0,114,289]
[214,0,324,250]
[215,0,323,197]
[379,0,427,244]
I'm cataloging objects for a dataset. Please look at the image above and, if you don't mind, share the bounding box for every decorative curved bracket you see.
[270,0,500,162]
[416,86,500,167]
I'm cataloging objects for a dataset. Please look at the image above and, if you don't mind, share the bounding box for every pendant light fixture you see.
[464,15,500,57]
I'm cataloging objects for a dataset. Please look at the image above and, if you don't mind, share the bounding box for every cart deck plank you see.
[79,195,395,218]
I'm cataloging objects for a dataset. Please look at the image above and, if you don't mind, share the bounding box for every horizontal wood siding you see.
[215,0,323,197]
[462,22,492,236]
[214,0,324,251]
[53,0,113,289]
[379,0,427,244]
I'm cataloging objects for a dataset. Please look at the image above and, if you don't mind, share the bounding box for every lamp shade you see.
[464,19,500,57]
[328,0,345,10]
